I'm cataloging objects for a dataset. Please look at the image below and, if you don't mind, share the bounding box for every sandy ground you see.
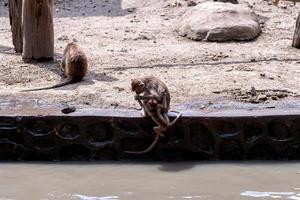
[0,0,300,110]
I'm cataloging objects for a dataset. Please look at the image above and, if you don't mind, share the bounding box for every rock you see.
[257,94,267,101]
[57,35,69,41]
[61,106,76,114]
[126,7,136,13]
[176,2,261,41]
[187,0,198,6]
[213,0,238,4]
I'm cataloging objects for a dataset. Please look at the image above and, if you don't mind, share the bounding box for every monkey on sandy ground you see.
[125,76,182,154]
[21,42,88,92]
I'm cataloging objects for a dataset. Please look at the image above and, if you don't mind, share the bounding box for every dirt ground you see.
[0,0,300,110]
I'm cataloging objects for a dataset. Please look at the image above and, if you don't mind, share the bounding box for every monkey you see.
[21,42,88,92]
[124,76,182,154]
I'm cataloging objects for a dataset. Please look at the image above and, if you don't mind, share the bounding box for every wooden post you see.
[293,11,300,48]
[22,0,54,61]
[9,0,23,53]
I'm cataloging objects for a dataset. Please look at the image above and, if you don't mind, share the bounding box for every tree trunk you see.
[22,0,54,62]
[9,0,23,53]
[293,11,300,48]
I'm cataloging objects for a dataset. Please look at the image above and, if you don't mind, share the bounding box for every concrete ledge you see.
[0,107,300,161]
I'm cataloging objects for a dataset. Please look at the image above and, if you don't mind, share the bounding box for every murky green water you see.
[0,162,299,200]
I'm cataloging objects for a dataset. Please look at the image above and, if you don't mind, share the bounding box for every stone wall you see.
[0,109,299,161]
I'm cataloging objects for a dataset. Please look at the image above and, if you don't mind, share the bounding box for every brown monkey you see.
[125,76,182,154]
[22,42,88,92]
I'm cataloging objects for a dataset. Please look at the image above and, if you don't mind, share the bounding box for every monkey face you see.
[131,79,145,94]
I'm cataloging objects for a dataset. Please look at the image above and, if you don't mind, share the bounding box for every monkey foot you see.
[153,127,165,137]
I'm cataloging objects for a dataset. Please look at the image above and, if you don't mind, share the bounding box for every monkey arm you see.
[159,92,169,113]
[137,99,151,117]
[135,94,157,101]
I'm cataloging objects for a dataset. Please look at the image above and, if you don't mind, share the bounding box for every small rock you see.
[214,0,239,3]
[260,73,266,77]
[113,86,125,91]
[212,91,221,94]
[57,35,69,41]
[133,35,151,40]
[250,98,259,103]
[187,0,197,6]
[271,96,279,100]
[120,48,128,53]
[111,102,119,108]
[126,7,136,13]
[172,1,182,7]
[257,94,267,101]
[281,5,287,9]
[277,93,288,98]
[61,106,76,114]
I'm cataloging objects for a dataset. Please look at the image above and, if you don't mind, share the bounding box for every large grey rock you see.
[176,2,261,41]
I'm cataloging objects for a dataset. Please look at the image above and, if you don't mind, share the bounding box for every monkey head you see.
[131,78,145,94]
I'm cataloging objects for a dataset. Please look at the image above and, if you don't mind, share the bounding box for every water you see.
[0,162,299,200]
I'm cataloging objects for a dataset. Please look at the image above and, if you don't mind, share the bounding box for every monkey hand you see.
[134,95,140,100]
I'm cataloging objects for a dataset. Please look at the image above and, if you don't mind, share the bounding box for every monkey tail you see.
[124,133,160,154]
[169,110,182,127]
[20,80,75,92]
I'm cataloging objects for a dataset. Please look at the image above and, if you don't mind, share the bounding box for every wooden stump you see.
[22,0,54,62]
[9,0,23,53]
[293,11,300,48]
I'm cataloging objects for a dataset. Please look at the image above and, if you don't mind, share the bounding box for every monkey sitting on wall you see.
[125,76,182,154]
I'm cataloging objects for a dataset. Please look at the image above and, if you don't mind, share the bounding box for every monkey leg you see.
[163,113,171,125]
[147,111,168,137]
[156,109,169,127]
[140,108,149,117]
[151,109,170,137]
